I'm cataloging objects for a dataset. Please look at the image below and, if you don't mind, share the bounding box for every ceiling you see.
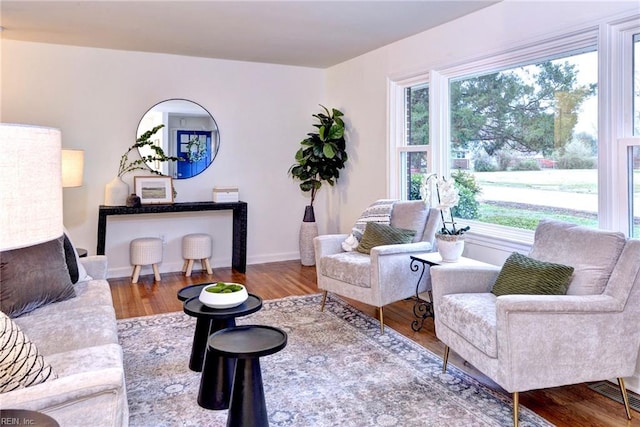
[0,1,498,68]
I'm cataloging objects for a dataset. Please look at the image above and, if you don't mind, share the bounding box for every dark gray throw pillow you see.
[0,236,76,318]
[63,234,80,284]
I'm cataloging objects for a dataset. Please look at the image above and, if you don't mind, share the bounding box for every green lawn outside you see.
[467,169,639,236]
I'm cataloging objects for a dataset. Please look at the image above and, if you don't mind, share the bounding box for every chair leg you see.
[203,258,213,275]
[181,260,188,273]
[152,264,161,282]
[131,265,141,284]
[378,307,384,334]
[442,346,450,373]
[185,259,194,277]
[320,291,327,311]
[513,391,519,427]
[618,377,633,420]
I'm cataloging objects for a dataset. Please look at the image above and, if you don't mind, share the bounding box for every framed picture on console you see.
[134,176,174,204]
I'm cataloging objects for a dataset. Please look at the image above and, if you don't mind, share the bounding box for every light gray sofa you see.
[2,256,129,427]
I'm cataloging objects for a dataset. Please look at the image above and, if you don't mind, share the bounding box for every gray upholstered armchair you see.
[314,200,441,333]
[431,219,640,426]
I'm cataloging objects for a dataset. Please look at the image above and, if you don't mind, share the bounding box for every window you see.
[627,32,640,237]
[390,79,431,200]
[448,50,598,231]
[390,16,640,241]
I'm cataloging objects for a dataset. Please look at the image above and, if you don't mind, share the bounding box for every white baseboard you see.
[107,252,301,279]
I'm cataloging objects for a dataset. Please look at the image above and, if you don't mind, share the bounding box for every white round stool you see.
[182,233,213,277]
[130,237,163,283]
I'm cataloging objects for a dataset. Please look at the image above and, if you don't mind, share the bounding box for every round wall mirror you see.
[136,99,220,179]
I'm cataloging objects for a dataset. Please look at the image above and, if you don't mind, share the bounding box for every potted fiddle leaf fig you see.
[288,105,348,265]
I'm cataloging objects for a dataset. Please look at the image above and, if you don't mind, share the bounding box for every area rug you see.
[118,294,553,427]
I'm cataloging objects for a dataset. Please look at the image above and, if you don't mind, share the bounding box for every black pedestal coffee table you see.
[181,288,262,410]
[208,325,288,427]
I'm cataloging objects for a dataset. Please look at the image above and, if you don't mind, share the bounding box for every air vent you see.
[588,381,640,413]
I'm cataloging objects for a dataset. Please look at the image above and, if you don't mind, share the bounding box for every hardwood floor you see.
[109,260,639,427]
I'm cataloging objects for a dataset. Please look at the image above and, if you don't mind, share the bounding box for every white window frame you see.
[618,138,640,236]
[388,73,431,200]
[607,17,640,236]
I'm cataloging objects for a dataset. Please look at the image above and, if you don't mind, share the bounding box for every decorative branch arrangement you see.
[118,124,183,177]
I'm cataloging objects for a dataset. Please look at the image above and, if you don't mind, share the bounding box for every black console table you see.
[97,201,248,273]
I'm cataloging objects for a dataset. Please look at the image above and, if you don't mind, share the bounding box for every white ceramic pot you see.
[198,282,248,309]
[436,235,465,262]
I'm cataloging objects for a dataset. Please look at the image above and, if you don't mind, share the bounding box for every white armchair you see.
[314,200,441,333]
[431,220,640,426]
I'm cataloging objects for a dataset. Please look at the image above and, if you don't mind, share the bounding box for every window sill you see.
[458,220,535,254]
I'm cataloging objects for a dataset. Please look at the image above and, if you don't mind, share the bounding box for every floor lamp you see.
[0,123,63,251]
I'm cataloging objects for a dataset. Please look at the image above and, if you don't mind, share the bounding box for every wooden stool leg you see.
[185,259,194,277]
[203,258,213,274]
[152,264,161,282]
[131,265,141,283]
[182,260,189,273]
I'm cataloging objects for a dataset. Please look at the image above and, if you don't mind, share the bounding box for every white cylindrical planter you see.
[104,176,129,206]
[436,235,465,262]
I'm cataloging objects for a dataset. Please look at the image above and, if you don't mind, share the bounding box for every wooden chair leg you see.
[513,391,519,427]
[185,259,194,277]
[152,264,161,282]
[378,307,384,334]
[618,377,633,420]
[131,265,141,283]
[320,290,327,311]
[442,346,450,373]
[181,260,189,273]
[203,258,213,274]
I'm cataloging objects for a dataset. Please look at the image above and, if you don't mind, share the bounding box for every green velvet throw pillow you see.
[356,222,416,255]
[491,252,574,296]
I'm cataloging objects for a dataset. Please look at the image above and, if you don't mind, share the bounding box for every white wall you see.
[1,40,325,277]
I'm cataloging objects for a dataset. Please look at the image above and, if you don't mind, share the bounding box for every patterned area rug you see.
[118,294,553,427]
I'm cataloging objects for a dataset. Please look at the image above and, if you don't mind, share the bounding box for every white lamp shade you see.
[62,149,84,187]
[0,123,63,250]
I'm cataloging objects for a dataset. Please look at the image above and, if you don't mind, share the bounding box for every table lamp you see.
[61,149,84,188]
[0,123,63,251]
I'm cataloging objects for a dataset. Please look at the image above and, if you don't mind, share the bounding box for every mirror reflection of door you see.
[176,130,212,177]
[137,99,220,179]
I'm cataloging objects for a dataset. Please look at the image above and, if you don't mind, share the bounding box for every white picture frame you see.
[134,176,174,204]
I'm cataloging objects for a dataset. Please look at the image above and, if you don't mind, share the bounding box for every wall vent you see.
[588,381,640,413]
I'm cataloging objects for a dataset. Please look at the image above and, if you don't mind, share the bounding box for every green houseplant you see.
[118,124,182,177]
[289,105,348,265]
[289,105,348,211]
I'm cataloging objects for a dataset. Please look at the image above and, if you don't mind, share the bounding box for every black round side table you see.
[208,325,288,427]
[177,283,208,302]
[182,293,262,410]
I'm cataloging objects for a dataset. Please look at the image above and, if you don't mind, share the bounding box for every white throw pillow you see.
[0,312,57,393]
[341,199,396,251]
